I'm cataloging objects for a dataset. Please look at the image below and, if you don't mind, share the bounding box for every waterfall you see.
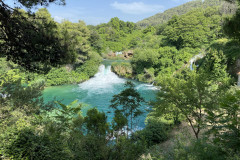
[189,58,195,71]
[0,93,7,98]
[189,54,205,70]
[44,60,159,131]
[237,73,240,86]
[78,63,160,94]
[78,64,125,94]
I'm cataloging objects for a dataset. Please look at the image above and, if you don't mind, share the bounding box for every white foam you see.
[136,83,159,91]
[78,65,125,94]
[190,53,205,70]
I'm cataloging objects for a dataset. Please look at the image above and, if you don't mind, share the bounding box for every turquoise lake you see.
[43,60,158,130]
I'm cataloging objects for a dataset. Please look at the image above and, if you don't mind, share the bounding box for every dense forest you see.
[1,0,240,159]
[137,0,236,27]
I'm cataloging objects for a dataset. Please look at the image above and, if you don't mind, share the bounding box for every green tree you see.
[163,7,223,49]
[142,25,156,34]
[2,127,71,160]
[0,0,73,71]
[110,136,146,160]
[155,70,210,139]
[207,86,240,152]
[84,108,110,137]
[111,110,128,141]
[110,81,145,136]
[89,30,103,52]
[153,50,230,139]
[110,17,120,31]
[224,0,240,41]
[0,70,49,115]
[131,48,159,74]
[58,20,91,64]
[54,100,84,132]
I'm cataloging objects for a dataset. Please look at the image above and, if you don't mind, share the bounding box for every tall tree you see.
[84,108,110,137]
[207,86,240,152]
[110,81,145,136]
[0,0,73,71]
[58,20,91,64]
[153,50,231,139]
[224,0,240,41]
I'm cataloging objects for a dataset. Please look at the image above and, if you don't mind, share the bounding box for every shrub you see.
[171,138,227,160]
[2,128,70,160]
[110,136,147,160]
[76,52,102,78]
[111,62,133,78]
[46,67,71,86]
[134,119,172,147]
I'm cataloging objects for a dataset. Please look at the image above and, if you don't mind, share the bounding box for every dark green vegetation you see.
[0,2,102,86]
[105,0,237,83]
[1,0,240,159]
[137,0,236,27]
[88,17,138,53]
[0,0,67,71]
[111,61,133,79]
[0,77,154,159]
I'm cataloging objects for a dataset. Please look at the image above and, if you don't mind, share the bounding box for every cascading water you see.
[189,54,205,70]
[43,60,158,130]
[78,65,125,94]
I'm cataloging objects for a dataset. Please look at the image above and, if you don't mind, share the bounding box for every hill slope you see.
[137,0,226,27]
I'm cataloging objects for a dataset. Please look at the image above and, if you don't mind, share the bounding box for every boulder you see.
[123,50,134,59]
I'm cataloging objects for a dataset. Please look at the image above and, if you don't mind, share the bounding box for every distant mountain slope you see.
[137,0,226,27]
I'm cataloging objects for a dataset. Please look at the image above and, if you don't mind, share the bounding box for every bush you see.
[137,68,155,83]
[75,135,110,160]
[69,71,89,83]
[76,52,102,78]
[134,119,172,147]
[111,62,133,78]
[2,128,70,160]
[171,138,227,160]
[45,51,101,86]
[76,60,99,78]
[46,67,71,86]
[110,136,147,160]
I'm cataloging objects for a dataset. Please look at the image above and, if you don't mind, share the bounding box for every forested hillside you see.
[102,4,237,84]
[137,0,235,27]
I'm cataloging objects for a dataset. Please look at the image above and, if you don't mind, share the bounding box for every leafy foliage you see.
[3,128,70,160]
[131,47,192,83]
[223,0,240,41]
[1,0,240,159]
[137,0,233,27]
[84,108,110,137]
[153,50,231,139]
[207,86,240,152]
[170,138,227,160]
[163,7,224,49]
[134,118,172,147]
[110,81,145,133]
[0,3,73,71]
[111,61,133,78]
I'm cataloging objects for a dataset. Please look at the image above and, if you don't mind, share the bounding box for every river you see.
[43,60,158,130]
